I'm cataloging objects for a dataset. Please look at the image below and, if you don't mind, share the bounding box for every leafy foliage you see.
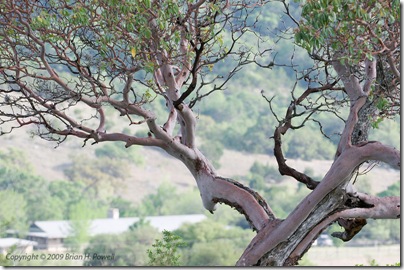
[94,141,144,164]
[283,126,336,160]
[368,118,400,149]
[147,230,186,266]
[65,199,105,251]
[109,197,138,217]
[0,149,64,221]
[199,140,224,169]
[0,244,14,266]
[0,147,120,225]
[64,154,128,201]
[133,183,205,216]
[175,219,255,266]
[0,190,28,235]
[377,181,399,197]
[0,0,400,266]
[84,223,160,266]
[245,161,284,191]
[295,0,400,63]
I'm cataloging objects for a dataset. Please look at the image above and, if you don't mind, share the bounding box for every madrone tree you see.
[0,0,400,266]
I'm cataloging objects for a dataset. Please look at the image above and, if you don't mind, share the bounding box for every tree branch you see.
[335,96,367,157]
[173,42,205,108]
[362,58,376,93]
[201,174,275,231]
[237,138,399,266]
[273,126,319,190]
[356,141,400,170]
[290,193,399,260]
[332,57,363,100]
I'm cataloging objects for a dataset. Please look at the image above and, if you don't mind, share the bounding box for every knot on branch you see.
[344,192,374,208]
[175,102,184,111]
[331,217,367,242]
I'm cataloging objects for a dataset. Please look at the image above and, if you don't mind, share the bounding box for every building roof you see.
[27,214,206,239]
[0,238,38,248]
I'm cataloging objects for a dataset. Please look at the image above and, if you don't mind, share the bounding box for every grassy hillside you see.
[0,126,399,206]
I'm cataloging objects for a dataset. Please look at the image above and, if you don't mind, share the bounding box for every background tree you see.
[0,0,399,266]
[0,190,28,236]
[84,223,160,266]
[175,219,255,266]
[65,199,104,252]
[147,230,186,266]
[0,148,66,221]
[0,147,111,223]
[64,153,128,201]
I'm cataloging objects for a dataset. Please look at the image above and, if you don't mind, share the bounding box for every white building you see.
[25,213,206,251]
[0,238,38,255]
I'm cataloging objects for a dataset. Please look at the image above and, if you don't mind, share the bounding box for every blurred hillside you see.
[0,124,399,205]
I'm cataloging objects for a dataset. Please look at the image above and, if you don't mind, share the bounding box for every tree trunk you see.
[235,63,400,265]
[257,188,346,266]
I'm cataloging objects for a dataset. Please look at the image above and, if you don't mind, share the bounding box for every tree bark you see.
[165,146,276,231]
[235,56,400,266]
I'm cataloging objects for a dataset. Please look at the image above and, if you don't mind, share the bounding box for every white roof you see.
[28,214,206,239]
[0,238,38,248]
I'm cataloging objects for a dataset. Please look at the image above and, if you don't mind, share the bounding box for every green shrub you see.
[147,230,186,266]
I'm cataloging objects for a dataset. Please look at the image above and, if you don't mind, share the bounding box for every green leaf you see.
[144,0,151,9]
[376,98,388,110]
[144,62,155,73]
[140,27,152,39]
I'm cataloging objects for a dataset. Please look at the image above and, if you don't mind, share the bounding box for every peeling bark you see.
[0,2,400,267]
[332,218,367,241]
[236,54,400,266]
[170,148,275,232]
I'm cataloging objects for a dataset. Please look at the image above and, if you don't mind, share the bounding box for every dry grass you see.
[0,129,399,205]
[302,245,400,266]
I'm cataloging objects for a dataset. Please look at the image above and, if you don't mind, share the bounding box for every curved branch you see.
[273,127,319,190]
[173,42,204,108]
[356,141,400,170]
[237,140,399,266]
[290,194,399,260]
[146,117,197,160]
[267,83,341,190]
[338,194,400,219]
[332,57,363,100]
[95,107,106,133]
[363,58,376,93]
[97,132,165,148]
[175,30,192,87]
[176,103,196,148]
[194,172,275,231]
[335,96,367,157]
[162,102,177,136]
